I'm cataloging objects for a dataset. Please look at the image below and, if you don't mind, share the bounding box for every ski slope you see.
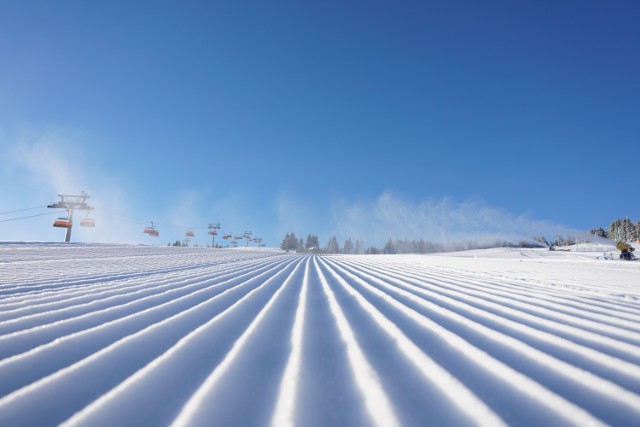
[0,243,639,426]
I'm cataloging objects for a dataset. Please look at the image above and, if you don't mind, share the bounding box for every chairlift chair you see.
[53,217,72,228]
[143,222,159,237]
[80,214,95,227]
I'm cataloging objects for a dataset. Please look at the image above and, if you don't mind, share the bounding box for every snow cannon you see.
[617,242,637,261]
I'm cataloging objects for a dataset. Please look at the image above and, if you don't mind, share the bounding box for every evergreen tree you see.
[280,233,290,251]
[608,219,623,241]
[305,234,320,251]
[325,236,340,254]
[343,238,354,254]
[280,232,299,252]
[290,233,299,250]
[355,239,364,254]
[383,238,396,254]
[622,218,637,241]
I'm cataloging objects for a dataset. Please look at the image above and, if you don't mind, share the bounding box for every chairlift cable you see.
[92,211,148,225]
[92,208,149,223]
[0,211,66,223]
[93,208,208,230]
[0,206,48,215]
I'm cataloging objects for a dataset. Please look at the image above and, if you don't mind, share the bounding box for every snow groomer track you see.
[1,244,640,426]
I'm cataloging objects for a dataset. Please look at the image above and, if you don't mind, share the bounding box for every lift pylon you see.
[243,230,252,247]
[208,223,221,247]
[47,191,93,243]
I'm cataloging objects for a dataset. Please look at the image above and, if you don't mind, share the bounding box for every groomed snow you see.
[0,243,639,426]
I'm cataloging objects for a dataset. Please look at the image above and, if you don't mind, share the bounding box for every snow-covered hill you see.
[0,243,639,426]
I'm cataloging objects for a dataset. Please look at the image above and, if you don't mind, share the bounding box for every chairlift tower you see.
[243,230,252,247]
[47,191,93,243]
[208,223,221,247]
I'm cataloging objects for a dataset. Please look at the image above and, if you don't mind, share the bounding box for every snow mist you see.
[330,191,594,248]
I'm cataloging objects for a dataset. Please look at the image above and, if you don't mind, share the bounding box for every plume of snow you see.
[330,191,596,248]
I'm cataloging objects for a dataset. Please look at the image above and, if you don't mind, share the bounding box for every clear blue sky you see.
[1,1,638,246]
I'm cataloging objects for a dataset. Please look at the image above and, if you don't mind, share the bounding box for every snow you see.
[0,243,639,426]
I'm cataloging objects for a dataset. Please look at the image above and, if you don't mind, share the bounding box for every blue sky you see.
[1,1,639,246]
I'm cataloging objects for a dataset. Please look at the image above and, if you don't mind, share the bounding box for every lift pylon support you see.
[208,223,221,247]
[47,191,93,243]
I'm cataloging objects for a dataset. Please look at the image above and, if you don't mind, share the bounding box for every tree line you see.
[280,232,366,253]
[280,232,538,254]
[281,218,640,255]
[590,218,640,242]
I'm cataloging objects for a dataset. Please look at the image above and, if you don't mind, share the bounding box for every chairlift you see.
[223,234,232,239]
[53,217,72,228]
[208,231,218,236]
[143,222,160,237]
[186,230,195,238]
[80,213,95,227]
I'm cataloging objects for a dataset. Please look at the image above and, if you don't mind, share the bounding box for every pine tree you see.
[281,232,299,252]
[325,236,340,254]
[289,233,299,251]
[383,238,396,254]
[305,234,320,251]
[608,219,623,241]
[343,238,354,254]
[622,218,637,241]
[280,233,291,251]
